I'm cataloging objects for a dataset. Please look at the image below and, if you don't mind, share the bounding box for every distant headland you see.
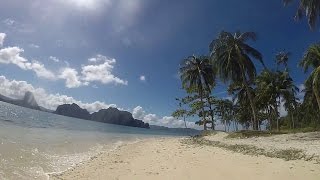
[0,91,150,129]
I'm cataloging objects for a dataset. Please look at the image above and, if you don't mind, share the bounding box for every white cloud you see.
[81,55,128,85]
[26,60,56,80]
[2,18,15,26]
[29,44,40,49]
[0,35,127,88]
[297,84,305,101]
[132,105,198,129]
[139,75,146,82]
[60,0,111,10]
[0,47,127,88]
[0,46,56,80]
[59,68,83,88]
[88,54,106,63]
[0,33,6,47]
[0,75,115,112]
[49,56,60,63]
[64,61,70,66]
[132,106,146,120]
[0,75,197,128]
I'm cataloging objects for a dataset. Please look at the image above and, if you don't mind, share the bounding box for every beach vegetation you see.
[173,1,320,133]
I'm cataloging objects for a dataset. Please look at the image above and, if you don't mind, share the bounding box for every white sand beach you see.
[50,132,320,180]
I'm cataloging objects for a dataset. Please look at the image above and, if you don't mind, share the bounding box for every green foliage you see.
[283,0,320,30]
[226,130,285,139]
[178,55,216,130]
[174,30,320,132]
[210,31,265,130]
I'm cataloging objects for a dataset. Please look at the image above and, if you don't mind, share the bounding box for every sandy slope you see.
[50,136,320,180]
[205,132,320,159]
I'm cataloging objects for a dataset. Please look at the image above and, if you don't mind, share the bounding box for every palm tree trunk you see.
[240,71,258,130]
[205,96,214,130]
[183,116,187,129]
[204,82,215,130]
[268,107,272,131]
[197,68,207,131]
[313,86,320,112]
[291,112,294,129]
[200,92,207,130]
[208,102,215,130]
[274,100,279,132]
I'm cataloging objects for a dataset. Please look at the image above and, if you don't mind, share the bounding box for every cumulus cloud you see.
[0,46,56,80]
[81,55,128,85]
[0,75,115,112]
[49,56,60,63]
[0,34,127,88]
[0,47,127,87]
[132,106,198,129]
[60,0,112,10]
[0,33,6,47]
[139,75,146,82]
[0,75,196,128]
[29,44,40,49]
[27,61,56,80]
[132,106,146,120]
[2,18,15,26]
[88,54,106,63]
[59,68,83,88]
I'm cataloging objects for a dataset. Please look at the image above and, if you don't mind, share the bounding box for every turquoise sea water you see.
[0,102,193,179]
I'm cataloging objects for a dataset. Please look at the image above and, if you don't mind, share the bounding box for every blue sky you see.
[0,0,317,128]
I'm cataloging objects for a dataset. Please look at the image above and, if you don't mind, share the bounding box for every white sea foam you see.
[0,101,181,179]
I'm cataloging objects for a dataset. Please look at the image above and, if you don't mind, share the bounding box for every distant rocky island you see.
[0,91,41,110]
[54,103,149,128]
[0,91,149,129]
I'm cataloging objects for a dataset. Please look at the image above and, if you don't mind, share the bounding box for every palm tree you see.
[256,69,298,131]
[275,52,299,129]
[172,98,188,128]
[278,71,299,130]
[210,31,265,130]
[256,70,279,130]
[300,43,320,112]
[179,55,215,130]
[228,81,257,129]
[214,99,234,132]
[276,51,291,69]
[283,0,320,30]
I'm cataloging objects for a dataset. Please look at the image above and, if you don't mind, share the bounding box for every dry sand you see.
[205,131,320,158]
[50,134,320,180]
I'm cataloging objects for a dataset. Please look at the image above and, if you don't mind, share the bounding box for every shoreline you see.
[50,135,320,180]
[47,138,145,179]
